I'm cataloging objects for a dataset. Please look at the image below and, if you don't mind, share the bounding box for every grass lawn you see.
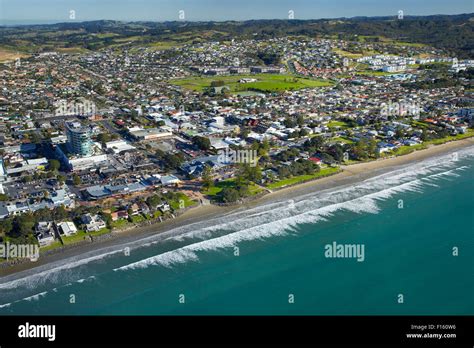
[266,167,341,190]
[172,74,333,93]
[61,228,111,245]
[410,120,429,129]
[0,47,29,63]
[425,130,474,145]
[355,70,392,76]
[111,219,129,229]
[354,36,427,48]
[39,241,62,253]
[146,41,181,51]
[61,230,90,245]
[391,144,427,156]
[327,120,351,130]
[204,179,263,197]
[169,193,198,210]
[393,42,427,48]
[330,136,355,144]
[130,215,146,223]
[56,47,90,54]
[94,33,119,39]
[333,48,379,59]
[333,49,363,59]
[391,130,474,156]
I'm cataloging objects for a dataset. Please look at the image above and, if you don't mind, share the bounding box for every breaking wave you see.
[115,153,472,272]
[1,145,473,303]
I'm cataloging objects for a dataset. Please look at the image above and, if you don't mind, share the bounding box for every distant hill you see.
[1,14,472,58]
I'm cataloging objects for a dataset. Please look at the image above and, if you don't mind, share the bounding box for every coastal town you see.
[0,27,473,257]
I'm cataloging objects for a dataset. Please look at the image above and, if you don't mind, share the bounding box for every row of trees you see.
[0,205,71,244]
[277,159,320,180]
[218,164,264,203]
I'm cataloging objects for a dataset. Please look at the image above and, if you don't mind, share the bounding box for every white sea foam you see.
[23,291,48,302]
[0,249,122,291]
[115,175,433,272]
[1,145,473,292]
[77,275,97,283]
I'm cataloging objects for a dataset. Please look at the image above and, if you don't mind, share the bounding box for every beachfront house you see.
[35,221,56,247]
[81,214,106,232]
[57,221,78,237]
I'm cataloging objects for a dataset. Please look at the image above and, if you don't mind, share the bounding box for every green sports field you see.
[171,74,333,93]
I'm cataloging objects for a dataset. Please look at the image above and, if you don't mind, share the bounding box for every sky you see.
[0,0,473,24]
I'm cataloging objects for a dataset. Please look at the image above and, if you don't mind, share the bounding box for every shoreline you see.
[1,137,473,279]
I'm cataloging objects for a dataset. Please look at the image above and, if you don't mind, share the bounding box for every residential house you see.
[81,214,106,232]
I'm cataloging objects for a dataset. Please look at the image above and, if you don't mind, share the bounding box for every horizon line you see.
[1,12,473,27]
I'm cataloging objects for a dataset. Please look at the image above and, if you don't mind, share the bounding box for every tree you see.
[221,187,240,203]
[57,174,66,184]
[240,127,250,139]
[48,159,60,172]
[22,175,32,183]
[10,214,36,240]
[162,153,184,171]
[240,164,262,183]
[30,132,42,144]
[303,136,326,153]
[367,139,378,158]
[297,114,305,126]
[0,218,13,237]
[103,213,113,230]
[155,149,165,159]
[193,136,211,151]
[352,138,378,160]
[257,51,281,65]
[97,133,111,145]
[147,195,162,209]
[395,128,405,139]
[53,205,68,221]
[283,117,297,128]
[329,144,345,163]
[202,165,214,189]
[210,80,225,87]
[278,166,291,179]
[73,174,82,186]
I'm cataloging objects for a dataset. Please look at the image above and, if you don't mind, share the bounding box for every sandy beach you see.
[1,137,473,278]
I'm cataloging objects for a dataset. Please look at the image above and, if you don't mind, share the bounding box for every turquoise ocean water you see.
[0,147,473,315]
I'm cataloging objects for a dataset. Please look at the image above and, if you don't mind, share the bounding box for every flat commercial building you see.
[129,128,173,141]
[55,143,108,172]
